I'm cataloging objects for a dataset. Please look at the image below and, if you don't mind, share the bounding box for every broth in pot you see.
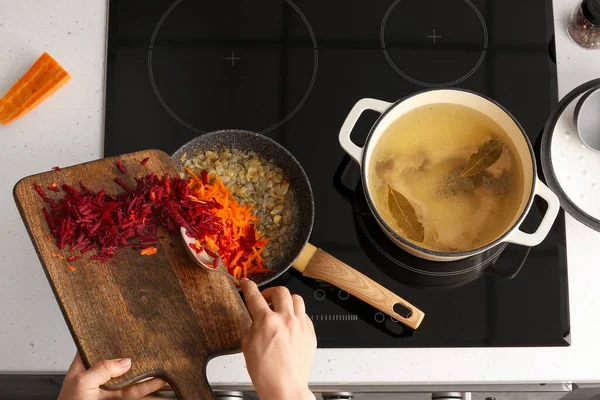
[368,103,524,252]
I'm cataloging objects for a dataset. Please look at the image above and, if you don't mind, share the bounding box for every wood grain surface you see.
[13,150,251,400]
[300,245,425,330]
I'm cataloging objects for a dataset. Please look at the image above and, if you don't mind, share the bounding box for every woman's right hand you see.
[240,278,316,400]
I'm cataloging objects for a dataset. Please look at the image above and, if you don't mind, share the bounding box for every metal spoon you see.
[180,227,239,285]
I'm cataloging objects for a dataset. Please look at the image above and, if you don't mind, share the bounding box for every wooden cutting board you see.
[13,150,251,400]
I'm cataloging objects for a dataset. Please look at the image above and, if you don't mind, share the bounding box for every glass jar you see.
[567,0,600,49]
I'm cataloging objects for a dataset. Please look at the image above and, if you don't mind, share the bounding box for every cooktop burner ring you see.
[356,209,509,277]
[350,169,507,277]
[380,0,488,88]
[147,0,318,134]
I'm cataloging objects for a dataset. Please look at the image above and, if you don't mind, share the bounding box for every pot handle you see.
[339,98,392,167]
[506,179,561,247]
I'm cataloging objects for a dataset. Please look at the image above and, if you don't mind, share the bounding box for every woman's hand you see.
[58,353,166,400]
[240,278,317,400]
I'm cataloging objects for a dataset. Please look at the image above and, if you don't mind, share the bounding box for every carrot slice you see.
[0,52,71,125]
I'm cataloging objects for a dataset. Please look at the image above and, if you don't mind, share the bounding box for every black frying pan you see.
[172,129,424,329]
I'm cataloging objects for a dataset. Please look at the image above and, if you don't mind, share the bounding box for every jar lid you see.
[583,0,600,26]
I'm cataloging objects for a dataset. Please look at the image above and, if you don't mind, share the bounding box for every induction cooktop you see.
[104,0,570,347]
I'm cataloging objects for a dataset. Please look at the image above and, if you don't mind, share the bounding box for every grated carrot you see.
[233,266,242,279]
[140,247,157,256]
[187,170,269,279]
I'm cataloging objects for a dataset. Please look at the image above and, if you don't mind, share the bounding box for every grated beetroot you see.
[116,160,127,174]
[34,184,54,204]
[36,173,227,263]
[114,177,131,192]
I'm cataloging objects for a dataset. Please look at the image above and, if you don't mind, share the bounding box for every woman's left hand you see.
[58,353,166,400]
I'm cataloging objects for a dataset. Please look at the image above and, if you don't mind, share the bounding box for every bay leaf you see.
[387,185,424,242]
[460,139,503,177]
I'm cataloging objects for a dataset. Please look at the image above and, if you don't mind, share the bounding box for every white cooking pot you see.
[339,89,561,261]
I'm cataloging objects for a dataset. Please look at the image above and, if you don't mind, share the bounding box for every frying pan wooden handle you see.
[295,244,425,330]
[164,366,216,400]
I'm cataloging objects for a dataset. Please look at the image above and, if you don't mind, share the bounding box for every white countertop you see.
[1,0,600,388]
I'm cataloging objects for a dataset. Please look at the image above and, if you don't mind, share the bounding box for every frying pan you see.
[172,129,424,329]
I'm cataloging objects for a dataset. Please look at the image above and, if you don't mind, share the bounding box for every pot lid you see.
[540,78,600,232]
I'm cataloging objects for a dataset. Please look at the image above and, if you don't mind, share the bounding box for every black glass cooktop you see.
[105,0,570,347]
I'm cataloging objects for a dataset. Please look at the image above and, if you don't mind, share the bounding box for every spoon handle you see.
[227,273,239,285]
